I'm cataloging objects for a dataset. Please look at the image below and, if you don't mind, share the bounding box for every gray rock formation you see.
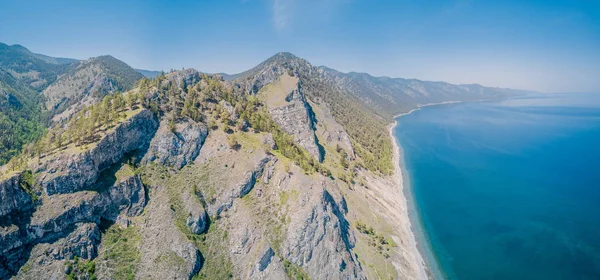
[262,133,276,150]
[268,81,323,162]
[164,68,201,91]
[226,198,288,280]
[28,175,146,240]
[14,223,100,279]
[142,117,208,169]
[212,155,274,215]
[247,245,288,279]
[0,172,33,218]
[220,100,238,120]
[0,225,22,257]
[182,189,208,235]
[136,185,203,280]
[35,109,158,195]
[1,174,146,278]
[282,187,363,279]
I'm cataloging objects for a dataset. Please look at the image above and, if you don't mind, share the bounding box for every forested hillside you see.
[0,69,46,163]
[0,43,143,165]
[0,43,75,164]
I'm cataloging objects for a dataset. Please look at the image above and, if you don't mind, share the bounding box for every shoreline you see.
[389,101,464,280]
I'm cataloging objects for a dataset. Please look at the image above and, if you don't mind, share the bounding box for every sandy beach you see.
[388,119,430,280]
[388,101,466,280]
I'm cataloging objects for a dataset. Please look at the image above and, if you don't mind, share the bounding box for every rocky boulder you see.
[220,100,238,121]
[182,189,208,235]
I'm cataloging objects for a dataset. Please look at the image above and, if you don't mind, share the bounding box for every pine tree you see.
[126,92,136,109]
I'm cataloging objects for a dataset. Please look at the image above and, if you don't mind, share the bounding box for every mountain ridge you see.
[0,43,143,164]
[1,44,518,280]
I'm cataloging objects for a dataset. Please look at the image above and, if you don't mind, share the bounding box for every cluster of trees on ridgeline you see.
[5,71,333,177]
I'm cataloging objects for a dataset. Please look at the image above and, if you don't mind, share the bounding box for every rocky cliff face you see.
[279,178,364,279]
[0,169,147,278]
[142,117,208,169]
[135,184,203,280]
[0,108,157,278]
[0,173,33,219]
[35,109,158,195]
[260,73,323,162]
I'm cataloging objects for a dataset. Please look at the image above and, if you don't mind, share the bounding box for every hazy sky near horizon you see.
[0,0,599,93]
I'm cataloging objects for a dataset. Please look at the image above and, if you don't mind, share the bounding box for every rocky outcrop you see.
[0,225,22,256]
[28,175,146,240]
[142,117,208,169]
[247,245,288,279]
[1,174,146,278]
[0,172,33,219]
[163,68,201,91]
[182,189,208,235]
[272,87,321,161]
[13,223,100,279]
[35,109,158,195]
[35,222,100,262]
[267,77,323,162]
[225,196,288,280]
[310,100,356,158]
[212,155,274,215]
[282,187,363,279]
[220,100,238,120]
[137,185,203,280]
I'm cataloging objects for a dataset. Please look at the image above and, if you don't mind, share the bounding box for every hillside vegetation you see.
[0,43,143,165]
[0,45,518,280]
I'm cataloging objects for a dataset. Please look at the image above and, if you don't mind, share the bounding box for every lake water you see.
[394,93,600,280]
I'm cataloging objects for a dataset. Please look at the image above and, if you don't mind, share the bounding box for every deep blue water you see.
[394,93,600,280]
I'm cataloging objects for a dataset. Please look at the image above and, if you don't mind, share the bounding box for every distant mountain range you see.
[0,43,143,163]
[229,52,527,120]
[135,69,162,79]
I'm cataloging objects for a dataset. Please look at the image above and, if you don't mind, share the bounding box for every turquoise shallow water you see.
[394,93,600,280]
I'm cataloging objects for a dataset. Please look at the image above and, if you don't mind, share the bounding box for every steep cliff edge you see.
[34,109,158,195]
[260,73,323,162]
[0,172,34,219]
[142,117,208,169]
[0,109,156,278]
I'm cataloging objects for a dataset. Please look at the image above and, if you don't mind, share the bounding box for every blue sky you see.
[0,0,599,92]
